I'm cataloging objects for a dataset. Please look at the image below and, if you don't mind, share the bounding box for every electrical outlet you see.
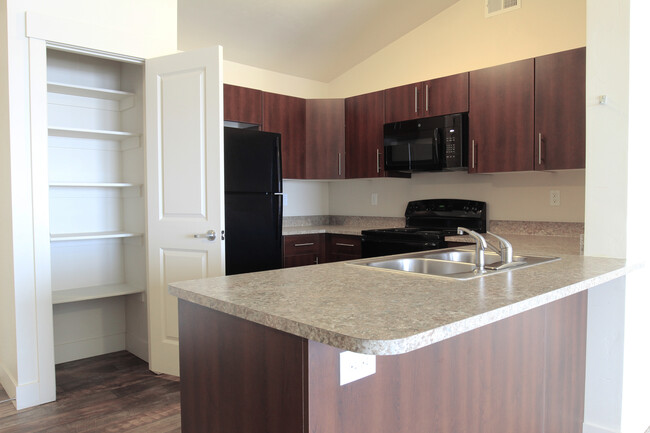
[283,194,288,207]
[550,190,560,206]
[371,193,378,206]
[340,351,376,385]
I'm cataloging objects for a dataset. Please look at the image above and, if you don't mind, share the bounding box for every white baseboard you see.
[0,362,16,401]
[126,332,148,363]
[583,422,620,433]
[54,333,125,364]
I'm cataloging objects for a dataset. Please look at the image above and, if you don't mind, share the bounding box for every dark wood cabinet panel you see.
[469,59,535,173]
[423,72,469,117]
[306,99,345,179]
[178,300,305,433]
[535,47,586,170]
[385,73,469,123]
[179,291,588,433]
[283,234,324,267]
[384,83,423,123]
[544,289,588,433]
[326,234,361,262]
[307,291,587,433]
[263,92,306,179]
[223,84,262,125]
[345,91,385,179]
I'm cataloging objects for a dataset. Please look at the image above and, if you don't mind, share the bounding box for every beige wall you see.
[224,0,586,99]
[328,0,586,97]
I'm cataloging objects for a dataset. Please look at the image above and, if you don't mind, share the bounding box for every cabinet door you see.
[306,99,345,179]
[263,92,306,179]
[145,45,225,376]
[469,59,535,173]
[345,91,385,178]
[534,48,586,170]
[384,82,423,123]
[423,73,469,117]
[223,84,262,125]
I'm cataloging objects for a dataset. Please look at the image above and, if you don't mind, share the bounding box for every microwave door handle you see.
[408,142,412,171]
[433,128,441,167]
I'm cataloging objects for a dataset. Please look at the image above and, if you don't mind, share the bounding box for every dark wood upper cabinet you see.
[305,99,345,179]
[345,91,385,179]
[534,47,586,170]
[263,92,306,179]
[423,72,469,117]
[384,83,423,123]
[385,73,469,123]
[223,84,262,125]
[469,59,535,173]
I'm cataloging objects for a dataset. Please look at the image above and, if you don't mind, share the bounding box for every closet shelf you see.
[48,126,139,141]
[52,283,144,305]
[47,82,135,101]
[50,231,143,242]
[49,182,140,188]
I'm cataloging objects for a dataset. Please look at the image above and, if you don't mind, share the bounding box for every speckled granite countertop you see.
[283,225,366,236]
[169,238,630,356]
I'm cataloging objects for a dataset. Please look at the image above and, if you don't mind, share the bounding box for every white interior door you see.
[145,45,225,375]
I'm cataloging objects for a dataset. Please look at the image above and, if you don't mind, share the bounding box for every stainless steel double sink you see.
[350,248,559,280]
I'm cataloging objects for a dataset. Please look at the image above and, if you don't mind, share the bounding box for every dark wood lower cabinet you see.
[178,290,587,433]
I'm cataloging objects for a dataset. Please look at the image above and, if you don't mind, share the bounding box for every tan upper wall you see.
[225,0,586,99]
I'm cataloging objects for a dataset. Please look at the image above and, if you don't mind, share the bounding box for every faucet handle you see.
[486,231,513,263]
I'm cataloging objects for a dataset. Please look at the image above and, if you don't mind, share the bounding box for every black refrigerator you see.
[224,127,283,275]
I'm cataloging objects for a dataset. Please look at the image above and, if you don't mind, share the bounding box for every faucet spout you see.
[457,227,487,270]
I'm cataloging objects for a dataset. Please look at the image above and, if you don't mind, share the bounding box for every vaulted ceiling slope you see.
[177,0,460,82]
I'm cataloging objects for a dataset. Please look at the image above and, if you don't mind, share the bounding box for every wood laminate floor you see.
[0,351,181,432]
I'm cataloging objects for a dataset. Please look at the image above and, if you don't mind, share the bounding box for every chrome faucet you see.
[457,227,487,271]
[486,231,513,264]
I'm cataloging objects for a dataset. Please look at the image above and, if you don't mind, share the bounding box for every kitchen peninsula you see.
[169,242,629,433]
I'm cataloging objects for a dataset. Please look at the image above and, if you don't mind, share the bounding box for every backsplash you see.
[488,220,584,237]
[283,215,404,229]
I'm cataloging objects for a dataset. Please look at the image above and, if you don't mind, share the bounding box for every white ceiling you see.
[177,0,460,82]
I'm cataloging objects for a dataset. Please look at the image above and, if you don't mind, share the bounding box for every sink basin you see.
[350,248,559,280]
[366,258,476,276]
[422,250,527,265]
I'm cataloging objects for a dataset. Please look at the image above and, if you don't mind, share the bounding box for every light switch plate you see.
[340,351,376,385]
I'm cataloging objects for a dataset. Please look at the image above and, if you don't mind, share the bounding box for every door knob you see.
[193,230,217,241]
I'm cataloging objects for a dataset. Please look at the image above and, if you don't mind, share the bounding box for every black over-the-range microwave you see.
[383,113,468,172]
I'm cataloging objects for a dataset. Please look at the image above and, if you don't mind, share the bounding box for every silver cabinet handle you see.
[376,149,381,174]
[425,84,429,113]
[294,242,314,247]
[538,133,542,165]
[414,86,418,113]
[472,140,476,169]
[194,230,217,241]
[338,152,342,176]
[335,243,355,247]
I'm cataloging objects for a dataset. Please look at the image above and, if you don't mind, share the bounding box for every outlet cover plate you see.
[340,351,376,385]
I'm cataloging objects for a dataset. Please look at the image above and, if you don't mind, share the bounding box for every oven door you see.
[361,237,446,258]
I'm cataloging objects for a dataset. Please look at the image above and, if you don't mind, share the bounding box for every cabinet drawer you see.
[327,234,362,262]
[283,234,321,255]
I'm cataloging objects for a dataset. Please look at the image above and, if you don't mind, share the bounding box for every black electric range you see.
[361,199,487,258]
